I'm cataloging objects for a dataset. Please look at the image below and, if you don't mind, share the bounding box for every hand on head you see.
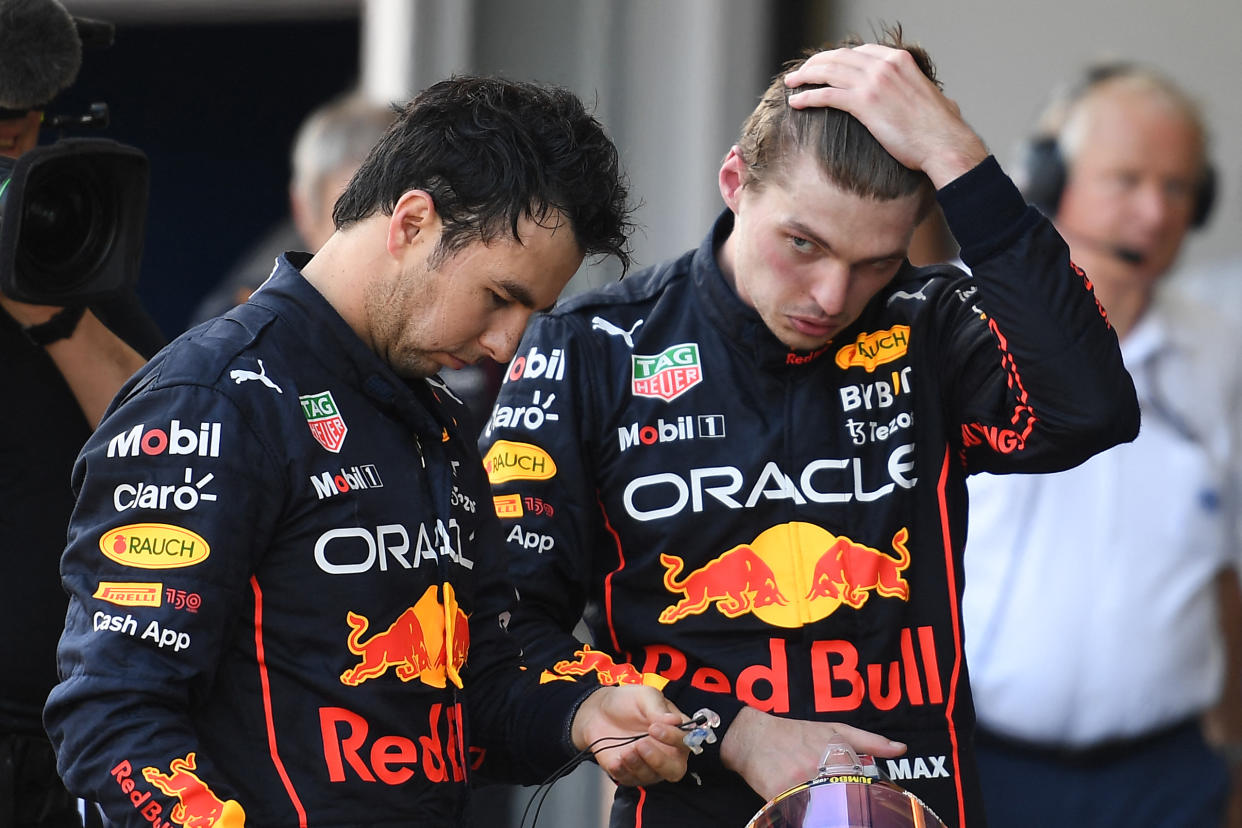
[784,43,988,188]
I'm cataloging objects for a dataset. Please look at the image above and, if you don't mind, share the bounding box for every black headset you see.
[1021,62,1217,229]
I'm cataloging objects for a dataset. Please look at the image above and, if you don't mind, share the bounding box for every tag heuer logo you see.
[299,391,347,453]
[631,343,702,401]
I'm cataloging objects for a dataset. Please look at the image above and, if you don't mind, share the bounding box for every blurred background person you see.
[963,62,1242,828]
[0,0,162,825]
[188,88,395,324]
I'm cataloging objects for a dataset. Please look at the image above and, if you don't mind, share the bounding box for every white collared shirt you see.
[963,287,1242,747]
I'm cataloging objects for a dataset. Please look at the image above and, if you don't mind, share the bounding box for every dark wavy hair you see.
[738,23,938,212]
[333,76,633,271]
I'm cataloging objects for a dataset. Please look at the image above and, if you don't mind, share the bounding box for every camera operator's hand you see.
[2,293,146,428]
[0,293,68,327]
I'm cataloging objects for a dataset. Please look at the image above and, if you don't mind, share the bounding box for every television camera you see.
[0,8,150,305]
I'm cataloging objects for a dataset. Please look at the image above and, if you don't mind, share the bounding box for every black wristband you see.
[22,305,86,346]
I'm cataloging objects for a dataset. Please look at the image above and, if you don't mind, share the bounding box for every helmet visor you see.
[746,778,947,828]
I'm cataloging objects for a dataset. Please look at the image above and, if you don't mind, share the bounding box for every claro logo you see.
[98,523,210,569]
[482,440,557,484]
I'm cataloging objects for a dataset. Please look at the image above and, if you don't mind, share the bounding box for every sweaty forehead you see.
[507,215,584,304]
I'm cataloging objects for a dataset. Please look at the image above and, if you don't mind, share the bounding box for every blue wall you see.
[49,15,359,338]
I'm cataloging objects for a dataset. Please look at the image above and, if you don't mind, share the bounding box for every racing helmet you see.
[745,742,948,828]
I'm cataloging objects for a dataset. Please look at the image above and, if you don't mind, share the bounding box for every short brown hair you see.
[736,23,938,210]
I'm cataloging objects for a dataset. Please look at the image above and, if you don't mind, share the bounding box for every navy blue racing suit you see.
[478,158,1140,827]
[45,256,595,827]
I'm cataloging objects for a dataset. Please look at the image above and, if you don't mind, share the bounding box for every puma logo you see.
[591,316,643,348]
[887,280,932,304]
[229,359,283,393]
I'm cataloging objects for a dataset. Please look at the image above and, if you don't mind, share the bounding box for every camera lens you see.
[16,156,117,296]
[0,138,149,304]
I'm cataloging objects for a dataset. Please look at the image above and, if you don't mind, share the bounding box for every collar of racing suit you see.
[251,254,463,540]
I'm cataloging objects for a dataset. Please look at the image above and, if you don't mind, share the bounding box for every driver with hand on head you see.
[479,25,1140,828]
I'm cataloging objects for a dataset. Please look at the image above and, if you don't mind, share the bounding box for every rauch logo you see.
[99,523,210,569]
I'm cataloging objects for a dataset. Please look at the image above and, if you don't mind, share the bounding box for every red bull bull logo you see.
[139,752,246,827]
[539,644,669,689]
[659,545,789,624]
[805,528,910,608]
[340,583,469,689]
[659,523,912,628]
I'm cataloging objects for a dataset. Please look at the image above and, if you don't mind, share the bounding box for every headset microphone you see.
[1111,246,1145,266]
[1063,229,1146,267]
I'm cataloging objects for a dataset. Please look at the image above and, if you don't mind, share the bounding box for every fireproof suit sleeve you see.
[935,156,1141,472]
[478,313,748,780]
[453,434,599,784]
[43,361,280,827]
[479,317,616,671]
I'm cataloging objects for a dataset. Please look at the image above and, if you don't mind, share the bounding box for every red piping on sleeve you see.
[934,449,968,827]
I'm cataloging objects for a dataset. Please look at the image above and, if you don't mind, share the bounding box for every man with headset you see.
[963,63,1242,826]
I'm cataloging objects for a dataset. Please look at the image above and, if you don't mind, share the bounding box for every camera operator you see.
[0,1,163,824]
